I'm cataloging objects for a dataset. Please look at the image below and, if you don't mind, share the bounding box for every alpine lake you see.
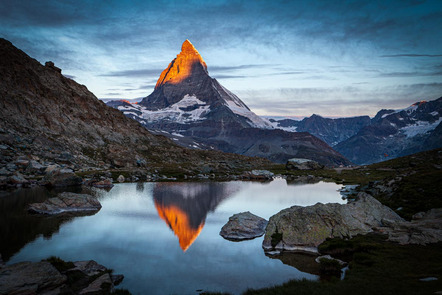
[1,178,347,295]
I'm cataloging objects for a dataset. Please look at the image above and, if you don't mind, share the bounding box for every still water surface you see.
[4,179,345,294]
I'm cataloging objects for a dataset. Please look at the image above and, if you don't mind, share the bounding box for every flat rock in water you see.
[220,211,268,240]
[28,192,102,215]
[263,192,404,252]
[0,261,66,295]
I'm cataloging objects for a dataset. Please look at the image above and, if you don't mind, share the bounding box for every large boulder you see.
[220,211,268,240]
[0,261,66,295]
[43,166,82,187]
[382,208,442,245]
[286,158,324,170]
[262,193,404,252]
[28,192,102,215]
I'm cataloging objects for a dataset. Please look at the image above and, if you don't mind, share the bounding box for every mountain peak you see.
[154,40,207,89]
[181,39,197,53]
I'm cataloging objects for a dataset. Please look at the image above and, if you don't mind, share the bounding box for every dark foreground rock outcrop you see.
[262,193,404,252]
[220,211,268,240]
[28,192,101,214]
[0,259,124,295]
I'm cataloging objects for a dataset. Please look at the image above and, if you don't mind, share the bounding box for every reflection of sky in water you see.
[9,180,344,295]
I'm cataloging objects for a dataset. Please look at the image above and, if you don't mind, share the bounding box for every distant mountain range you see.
[107,40,349,166]
[270,98,442,164]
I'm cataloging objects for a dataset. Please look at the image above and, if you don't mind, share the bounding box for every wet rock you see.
[0,261,67,295]
[286,158,324,170]
[28,192,102,215]
[220,211,268,240]
[43,167,82,187]
[117,174,125,182]
[263,192,404,252]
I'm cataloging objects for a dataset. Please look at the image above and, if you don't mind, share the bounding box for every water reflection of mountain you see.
[153,182,237,251]
[0,186,96,262]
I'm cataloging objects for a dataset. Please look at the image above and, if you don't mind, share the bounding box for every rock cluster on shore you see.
[0,259,124,295]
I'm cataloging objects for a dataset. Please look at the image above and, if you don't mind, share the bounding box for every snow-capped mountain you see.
[107,40,350,166]
[137,40,273,129]
[335,97,442,164]
[269,115,371,146]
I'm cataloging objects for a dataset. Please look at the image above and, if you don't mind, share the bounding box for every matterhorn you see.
[108,40,350,166]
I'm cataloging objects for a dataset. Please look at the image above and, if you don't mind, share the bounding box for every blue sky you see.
[1,0,441,117]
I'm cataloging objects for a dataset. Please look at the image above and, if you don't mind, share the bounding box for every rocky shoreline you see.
[0,257,126,295]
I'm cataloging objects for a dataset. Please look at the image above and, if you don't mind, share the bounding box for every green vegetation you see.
[244,234,442,295]
[318,258,342,277]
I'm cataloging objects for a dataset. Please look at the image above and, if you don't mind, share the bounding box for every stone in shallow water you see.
[220,211,268,240]
[28,192,102,215]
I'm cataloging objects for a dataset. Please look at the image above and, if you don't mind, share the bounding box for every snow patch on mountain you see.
[268,120,298,132]
[224,99,273,129]
[400,117,442,138]
[118,95,210,124]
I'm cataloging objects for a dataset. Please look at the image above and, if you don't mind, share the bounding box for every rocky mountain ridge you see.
[270,98,442,164]
[335,98,442,164]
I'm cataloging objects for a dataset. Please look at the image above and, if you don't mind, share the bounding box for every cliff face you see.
[0,38,270,173]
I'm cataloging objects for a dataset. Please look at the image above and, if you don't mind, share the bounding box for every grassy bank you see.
[244,234,442,295]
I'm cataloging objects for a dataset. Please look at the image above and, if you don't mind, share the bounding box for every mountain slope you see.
[335,98,442,164]
[108,40,350,166]
[0,38,270,174]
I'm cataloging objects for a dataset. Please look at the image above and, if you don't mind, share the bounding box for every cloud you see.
[236,83,442,117]
[378,70,442,77]
[380,54,442,57]
[99,69,163,77]
[209,64,279,72]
